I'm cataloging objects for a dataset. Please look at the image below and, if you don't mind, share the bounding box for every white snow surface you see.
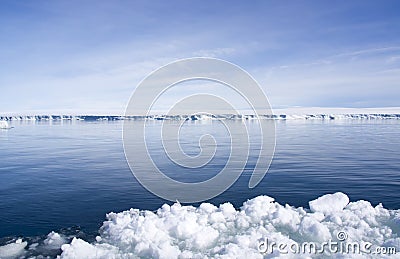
[44,231,68,249]
[1,192,398,258]
[57,192,399,258]
[0,239,27,258]
[309,192,350,214]
[1,107,400,122]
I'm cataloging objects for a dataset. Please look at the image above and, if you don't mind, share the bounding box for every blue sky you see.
[1,1,400,114]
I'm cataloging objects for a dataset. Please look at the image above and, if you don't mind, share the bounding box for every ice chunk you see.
[299,216,331,242]
[0,239,27,258]
[0,120,9,129]
[44,231,67,249]
[309,192,349,214]
[61,238,118,259]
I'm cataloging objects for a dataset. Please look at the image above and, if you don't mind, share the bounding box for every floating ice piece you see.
[0,239,27,258]
[0,120,10,129]
[309,192,350,214]
[61,238,119,258]
[44,231,67,249]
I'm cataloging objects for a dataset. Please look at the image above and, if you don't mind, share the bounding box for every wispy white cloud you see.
[329,46,400,58]
[387,55,400,63]
[256,46,400,108]
[192,48,236,58]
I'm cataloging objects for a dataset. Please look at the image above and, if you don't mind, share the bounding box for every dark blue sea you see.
[0,119,399,239]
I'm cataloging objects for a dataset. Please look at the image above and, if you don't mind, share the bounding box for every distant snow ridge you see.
[48,193,400,258]
[1,114,400,122]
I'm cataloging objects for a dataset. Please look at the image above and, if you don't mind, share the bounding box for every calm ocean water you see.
[0,119,399,239]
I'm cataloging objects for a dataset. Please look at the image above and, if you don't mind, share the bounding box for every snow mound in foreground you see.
[1,192,398,258]
[59,192,399,258]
